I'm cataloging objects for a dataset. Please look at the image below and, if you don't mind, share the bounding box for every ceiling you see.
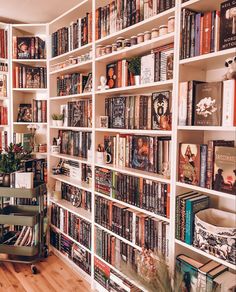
[0,0,82,24]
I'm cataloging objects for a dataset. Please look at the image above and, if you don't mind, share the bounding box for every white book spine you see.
[178,81,188,126]
[222,79,235,126]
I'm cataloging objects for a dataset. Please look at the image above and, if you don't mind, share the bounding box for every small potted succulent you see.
[51,114,58,126]
[128,56,141,85]
[52,114,64,127]
[0,143,29,187]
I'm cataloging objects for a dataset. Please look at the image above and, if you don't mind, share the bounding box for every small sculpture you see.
[97,75,109,90]
[223,56,236,80]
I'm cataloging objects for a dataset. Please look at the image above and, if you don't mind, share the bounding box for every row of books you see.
[60,99,92,128]
[17,100,47,123]
[61,182,92,212]
[58,130,92,159]
[13,132,33,152]
[51,203,91,249]
[105,92,171,130]
[15,66,47,88]
[0,29,7,59]
[12,36,46,59]
[106,45,173,89]
[57,159,92,185]
[95,227,137,267]
[0,131,8,150]
[103,134,171,175]
[50,228,91,275]
[95,0,175,40]
[94,257,141,291]
[177,254,236,292]
[0,105,8,125]
[56,73,92,96]
[2,226,36,247]
[51,12,92,57]
[179,141,236,194]
[95,167,170,218]
[179,80,236,127]
[175,191,209,244]
[181,0,235,59]
[0,74,7,97]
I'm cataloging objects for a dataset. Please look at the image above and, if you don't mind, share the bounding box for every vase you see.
[134,75,140,85]
[52,120,57,127]
[2,173,10,187]
[57,120,63,127]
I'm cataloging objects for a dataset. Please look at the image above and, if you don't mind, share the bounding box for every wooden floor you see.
[0,253,92,292]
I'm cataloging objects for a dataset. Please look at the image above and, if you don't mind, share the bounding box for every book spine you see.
[200,144,207,188]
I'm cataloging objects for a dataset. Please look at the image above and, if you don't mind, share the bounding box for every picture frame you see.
[99,116,109,128]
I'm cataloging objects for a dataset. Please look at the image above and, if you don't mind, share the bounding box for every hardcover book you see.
[17,37,31,59]
[141,53,155,84]
[111,97,126,128]
[194,82,222,126]
[213,146,236,194]
[220,0,236,50]
[132,136,151,171]
[17,104,32,122]
[152,91,171,130]
[26,67,40,88]
[106,63,117,89]
[179,143,201,185]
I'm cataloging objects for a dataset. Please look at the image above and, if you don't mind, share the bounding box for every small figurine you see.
[97,75,109,90]
[223,56,236,80]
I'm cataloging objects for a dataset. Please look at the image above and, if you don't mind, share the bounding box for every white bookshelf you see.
[1,0,235,291]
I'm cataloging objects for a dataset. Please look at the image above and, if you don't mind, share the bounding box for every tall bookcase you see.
[1,0,236,291]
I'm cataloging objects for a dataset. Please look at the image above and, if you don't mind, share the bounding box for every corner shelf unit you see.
[1,0,235,291]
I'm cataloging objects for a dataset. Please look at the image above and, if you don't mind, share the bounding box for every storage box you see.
[193,208,236,265]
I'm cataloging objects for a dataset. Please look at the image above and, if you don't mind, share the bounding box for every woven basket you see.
[193,208,236,265]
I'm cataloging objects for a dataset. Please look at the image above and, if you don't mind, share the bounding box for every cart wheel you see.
[31,265,37,274]
[43,245,49,258]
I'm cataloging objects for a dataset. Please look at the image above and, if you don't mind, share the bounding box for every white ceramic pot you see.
[134,75,140,85]
[57,120,63,127]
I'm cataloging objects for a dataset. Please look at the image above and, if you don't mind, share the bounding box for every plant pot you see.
[57,120,63,127]
[52,120,57,127]
[134,75,140,85]
[2,173,10,187]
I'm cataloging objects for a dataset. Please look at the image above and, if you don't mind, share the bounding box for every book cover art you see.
[152,91,171,130]
[17,37,31,59]
[71,101,83,127]
[106,62,117,89]
[220,0,236,50]
[26,67,40,88]
[179,143,201,185]
[141,53,155,84]
[111,97,126,128]
[213,146,236,194]
[132,136,150,171]
[194,82,222,126]
[17,104,32,122]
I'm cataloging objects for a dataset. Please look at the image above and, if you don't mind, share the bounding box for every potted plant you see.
[51,114,58,126]
[0,143,29,187]
[128,56,141,85]
[56,114,64,127]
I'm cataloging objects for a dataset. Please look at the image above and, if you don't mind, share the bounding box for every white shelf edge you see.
[178,126,236,131]
[49,125,92,131]
[50,92,92,100]
[50,174,92,192]
[50,152,91,165]
[95,128,172,135]
[49,60,92,75]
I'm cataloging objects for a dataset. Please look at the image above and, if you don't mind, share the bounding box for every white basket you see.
[193,208,236,265]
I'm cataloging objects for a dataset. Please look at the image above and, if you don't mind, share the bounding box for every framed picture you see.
[100,116,109,128]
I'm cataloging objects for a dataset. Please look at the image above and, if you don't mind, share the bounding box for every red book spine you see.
[41,100,47,123]
[202,12,212,54]
[117,60,122,88]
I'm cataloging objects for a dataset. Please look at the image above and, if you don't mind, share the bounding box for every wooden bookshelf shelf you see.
[95,80,173,95]
[50,152,91,165]
[50,223,91,253]
[95,33,175,63]
[95,128,172,135]
[95,162,171,183]
[50,198,92,223]
[95,7,175,46]
[177,126,236,132]
[12,88,47,93]
[181,0,223,11]
[179,48,236,70]
[50,93,92,100]
[12,59,47,66]
[49,60,92,75]
[176,182,236,200]
[49,126,92,131]
[13,122,47,126]
[50,174,92,192]
[176,239,236,271]
[95,191,170,223]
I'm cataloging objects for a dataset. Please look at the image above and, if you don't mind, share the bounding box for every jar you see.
[105,45,112,54]
[116,37,125,50]
[112,43,117,52]
[159,25,168,36]
[96,45,103,57]
[124,39,131,48]
[39,144,47,153]
[130,36,137,46]
[144,31,151,41]
[151,28,159,39]
[137,33,144,44]
[101,46,106,56]
[168,16,175,33]
[34,144,39,153]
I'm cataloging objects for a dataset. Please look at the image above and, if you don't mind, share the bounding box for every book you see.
[219,0,236,50]
[0,74,7,97]
[17,104,32,122]
[214,271,236,291]
[141,53,155,84]
[194,82,222,126]
[106,63,117,89]
[206,265,228,292]
[213,146,236,194]
[222,79,236,126]
[152,91,171,130]
[179,143,201,185]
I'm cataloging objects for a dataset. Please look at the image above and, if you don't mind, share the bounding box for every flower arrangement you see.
[0,143,29,174]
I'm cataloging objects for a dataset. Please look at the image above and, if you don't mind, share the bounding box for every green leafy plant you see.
[128,56,141,75]
[57,114,64,120]
[0,143,29,174]
[51,114,59,120]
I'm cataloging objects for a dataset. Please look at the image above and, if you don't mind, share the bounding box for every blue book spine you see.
[185,197,209,245]
[195,13,201,56]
